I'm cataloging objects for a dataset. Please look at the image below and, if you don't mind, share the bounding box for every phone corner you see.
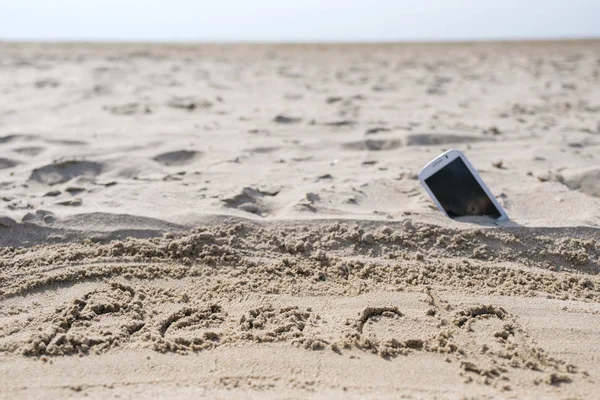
[444,148,463,157]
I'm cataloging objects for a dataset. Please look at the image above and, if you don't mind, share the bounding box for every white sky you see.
[1,0,599,42]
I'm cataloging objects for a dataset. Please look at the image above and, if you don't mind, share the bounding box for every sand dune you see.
[1,41,600,399]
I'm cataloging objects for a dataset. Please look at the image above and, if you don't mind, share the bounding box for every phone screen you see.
[425,157,501,219]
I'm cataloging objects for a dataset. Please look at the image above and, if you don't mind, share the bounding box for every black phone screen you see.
[425,157,501,219]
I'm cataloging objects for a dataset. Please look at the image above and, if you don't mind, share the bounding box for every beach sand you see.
[1,41,599,399]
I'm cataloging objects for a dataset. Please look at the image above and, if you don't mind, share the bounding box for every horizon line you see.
[1,35,600,46]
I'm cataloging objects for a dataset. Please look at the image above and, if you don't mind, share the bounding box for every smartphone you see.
[418,149,508,221]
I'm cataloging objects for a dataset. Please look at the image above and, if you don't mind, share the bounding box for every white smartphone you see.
[418,149,509,221]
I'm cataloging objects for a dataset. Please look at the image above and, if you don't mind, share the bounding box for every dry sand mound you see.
[153,150,202,166]
[29,160,103,186]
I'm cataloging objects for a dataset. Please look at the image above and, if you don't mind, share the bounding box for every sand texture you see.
[1,41,600,399]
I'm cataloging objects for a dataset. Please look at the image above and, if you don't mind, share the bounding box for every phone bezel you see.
[418,149,509,221]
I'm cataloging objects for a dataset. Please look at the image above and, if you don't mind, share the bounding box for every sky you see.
[1,0,599,42]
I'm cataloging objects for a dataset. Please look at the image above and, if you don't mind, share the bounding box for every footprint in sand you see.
[0,135,83,159]
[557,168,600,198]
[0,158,20,170]
[246,146,281,154]
[221,187,278,215]
[34,78,60,89]
[103,102,151,115]
[342,139,402,151]
[322,120,356,127]
[294,192,321,213]
[273,114,302,124]
[56,198,83,207]
[13,146,45,156]
[405,133,489,146]
[45,139,88,146]
[0,134,37,144]
[153,150,202,166]
[29,160,103,185]
[24,283,145,356]
[167,96,213,111]
[22,209,55,225]
[365,127,391,135]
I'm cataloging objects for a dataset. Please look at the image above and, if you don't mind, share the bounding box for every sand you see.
[0,41,600,399]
